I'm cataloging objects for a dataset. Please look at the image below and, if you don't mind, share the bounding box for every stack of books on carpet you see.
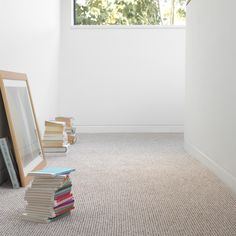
[22,167,75,224]
[42,121,69,157]
[55,117,77,145]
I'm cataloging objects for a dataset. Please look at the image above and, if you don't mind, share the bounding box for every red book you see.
[55,206,75,217]
[55,192,72,202]
[55,196,74,207]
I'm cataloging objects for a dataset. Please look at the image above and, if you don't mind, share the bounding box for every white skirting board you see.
[76,125,184,133]
[185,140,236,194]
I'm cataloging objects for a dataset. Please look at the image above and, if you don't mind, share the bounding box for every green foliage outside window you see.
[74,0,187,25]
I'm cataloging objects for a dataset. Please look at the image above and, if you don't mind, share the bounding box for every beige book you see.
[42,141,66,148]
[55,117,73,129]
[45,126,65,133]
[22,213,50,223]
[45,120,65,127]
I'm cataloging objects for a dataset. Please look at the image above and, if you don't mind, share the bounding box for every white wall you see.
[59,0,185,133]
[185,0,236,192]
[0,0,61,132]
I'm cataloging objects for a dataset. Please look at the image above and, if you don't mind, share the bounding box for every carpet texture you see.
[0,133,236,236]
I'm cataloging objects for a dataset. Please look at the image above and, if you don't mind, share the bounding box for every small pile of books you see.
[23,167,75,224]
[55,117,77,145]
[42,121,69,157]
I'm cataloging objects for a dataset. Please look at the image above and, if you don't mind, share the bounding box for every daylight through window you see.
[74,0,187,26]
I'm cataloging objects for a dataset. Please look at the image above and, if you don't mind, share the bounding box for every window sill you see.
[71,25,186,30]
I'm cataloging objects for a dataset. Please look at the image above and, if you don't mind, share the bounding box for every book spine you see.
[0,138,20,189]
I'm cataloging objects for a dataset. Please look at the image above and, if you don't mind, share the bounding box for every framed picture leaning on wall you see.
[0,70,46,187]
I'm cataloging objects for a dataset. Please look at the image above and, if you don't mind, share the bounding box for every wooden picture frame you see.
[0,70,46,187]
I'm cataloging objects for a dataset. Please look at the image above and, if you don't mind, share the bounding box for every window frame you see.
[72,0,186,29]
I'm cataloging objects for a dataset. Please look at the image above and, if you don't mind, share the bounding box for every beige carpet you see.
[0,133,236,236]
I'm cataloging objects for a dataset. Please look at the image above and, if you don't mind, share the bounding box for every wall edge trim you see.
[185,139,236,194]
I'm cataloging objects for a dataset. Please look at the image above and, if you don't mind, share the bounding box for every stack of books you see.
[55,117,77,145]
[42,121,69,157]
[23,167,75,223]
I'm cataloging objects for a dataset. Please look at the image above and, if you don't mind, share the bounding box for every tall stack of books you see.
[23,167,75,224]
[42,121,69,157]
[55,117,77,145]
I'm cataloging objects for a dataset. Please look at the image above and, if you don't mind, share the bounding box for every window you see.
[74,0,187,26]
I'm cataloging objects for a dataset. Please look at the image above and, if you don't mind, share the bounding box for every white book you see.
[25,191,54,197]
[43,136,66,141]
[43,144,70,153]
[31,183,65,189]
[26,208,53,216]
[25,212,55,219]
[32,180,64,184]
[22,213,50,224]
[25,202,53,208]
[26,185,71,194]
[32,178,67,183]
[26,188,59,194]
[25,199,54,204]
[30,186,60,191]
[26,205,54,213]
[24,197,54,202]
[44,152,67,157]
[32,175,67,180]
[25,200,54,207]
[32,179,66,185]
[24,193,54,199]
[44,132,65,136]
[25,189,54,195]
[22,212,71,224]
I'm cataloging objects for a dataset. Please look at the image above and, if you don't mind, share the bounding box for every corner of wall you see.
[184,139,236,194]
